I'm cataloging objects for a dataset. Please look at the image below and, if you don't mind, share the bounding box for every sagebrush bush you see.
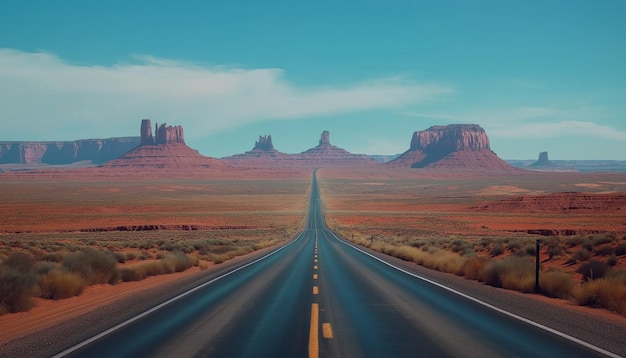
[615,243,626,256]
[62,248,120,285]
[570,248,592,263]
[540,269,574,298]
[490,242,504,256]
[38,270,85,299]
[595,245,615,256]
[458,257,487,280]
[577,260,610,282]
[572,278,626,316]
[481,256,535,292]
[0,254,37,314]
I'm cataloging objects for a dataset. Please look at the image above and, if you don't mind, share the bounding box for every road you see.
[48,171,621,357]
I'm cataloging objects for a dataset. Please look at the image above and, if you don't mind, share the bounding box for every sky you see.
[0,1,624,160]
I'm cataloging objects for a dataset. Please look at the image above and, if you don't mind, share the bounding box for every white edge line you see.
[52,231,305,358]
[328,230,621,358]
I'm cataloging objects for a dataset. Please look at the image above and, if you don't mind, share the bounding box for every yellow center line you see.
[322,323,333,339]
[314,259,318,263]
[313,286,319,295]
[314,265,318,270]
[313,273,318,279]
[309,303,319,358]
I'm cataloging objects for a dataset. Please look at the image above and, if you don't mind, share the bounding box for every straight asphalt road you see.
[29,171,624,357]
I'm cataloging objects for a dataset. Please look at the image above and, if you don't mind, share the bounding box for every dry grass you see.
[572,277,626,316]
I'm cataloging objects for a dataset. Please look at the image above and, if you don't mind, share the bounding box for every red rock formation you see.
[155,122,185,145]
[140,119,154,145]
[254,135,275,151]
[221,134,291,167]
[104,120,220,169]
[295,131,378,167]
[388,124,514,170]
[319,131,330,146]
[223,131,378,168]
[529,151,558,169]
[0,138,140,164]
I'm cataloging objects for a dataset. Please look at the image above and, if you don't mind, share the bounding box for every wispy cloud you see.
[402,107,626,141]
[490,120,626,140]
[0,49,453,140]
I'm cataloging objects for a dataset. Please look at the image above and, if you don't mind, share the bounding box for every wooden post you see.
[535,239,540,293]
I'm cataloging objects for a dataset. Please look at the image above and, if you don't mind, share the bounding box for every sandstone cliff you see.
[388,124,513,170]
[140,119,185,145]
[0,137,140,165]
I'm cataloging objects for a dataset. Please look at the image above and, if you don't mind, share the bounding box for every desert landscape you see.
[1,120,625,350]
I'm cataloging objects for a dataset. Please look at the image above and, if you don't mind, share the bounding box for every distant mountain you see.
[223,131,378,167]
[0,137,139,165]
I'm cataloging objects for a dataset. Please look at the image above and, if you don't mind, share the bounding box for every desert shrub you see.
[518,244,536,257]
[607,268,626,284]
[162,252,195,273]
[589,233,615,247]
[540,269,574,298]
[0,253,37,314]
[3,252,34,273]
[564,235,583,248]
[615,243,626,256]
[481,256,535,292]
[33,261,58,275]
[506,240,523,253]
[572,278,626,316]
[607,254,618,267]
[577,260,610,282]
[126,251,137,261]
[490,242,504,256]
[458,257,487,280]
[546,239,564,259]
[582,238,594,251]
[62,248,120,285]
[595,245,615,256]
[40,252,65,263]
[111,251,126,264]
[38,270,85,299]
[569,248,592,264]
[210,253,230,264]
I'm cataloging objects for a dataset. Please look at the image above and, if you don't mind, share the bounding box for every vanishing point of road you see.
[6,171,625,357]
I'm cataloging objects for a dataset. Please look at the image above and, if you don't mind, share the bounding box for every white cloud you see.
[490,120,626,140]
[0,48,453,140]
[402,107,626,141]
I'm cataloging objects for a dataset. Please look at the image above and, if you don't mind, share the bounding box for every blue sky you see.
[1,1,624,159]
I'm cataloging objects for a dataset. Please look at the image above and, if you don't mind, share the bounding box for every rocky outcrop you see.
[388,124,513,170]
[105,120,221,169]
[140,119,153,145]
[223,131,378,167]
[221,134,290,167]
[140,119,185,145]
[254,135,275,151]
[529,151,558,169]
[0,138,140,165]
[475,192,626,214]
[295,131,378,167]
